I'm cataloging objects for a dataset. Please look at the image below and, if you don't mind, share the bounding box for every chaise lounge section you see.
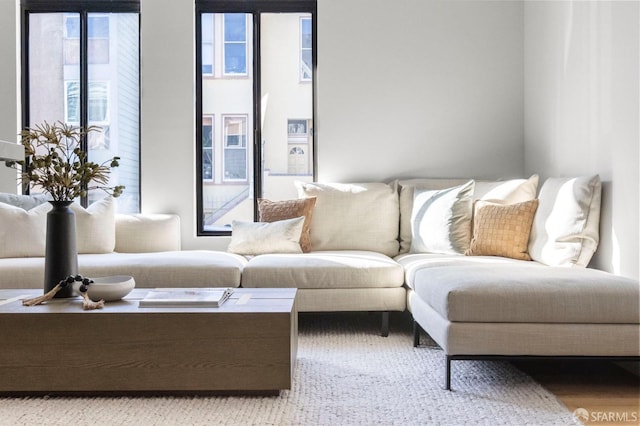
[399,175,640,389]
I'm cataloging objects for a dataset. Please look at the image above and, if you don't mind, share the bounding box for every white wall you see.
[139,0,202,246]
[0,0,19,193]
[524,1,639,279]
[317,0,524,182]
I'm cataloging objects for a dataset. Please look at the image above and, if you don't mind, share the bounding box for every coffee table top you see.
[0,287,297,315]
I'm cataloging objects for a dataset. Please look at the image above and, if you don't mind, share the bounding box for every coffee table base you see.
[0,288,297,395]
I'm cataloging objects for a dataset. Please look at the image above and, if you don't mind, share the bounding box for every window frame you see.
[21,0,141,209]
[195,0,317,236]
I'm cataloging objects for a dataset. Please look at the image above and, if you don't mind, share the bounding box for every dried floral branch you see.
[11,121,124,201]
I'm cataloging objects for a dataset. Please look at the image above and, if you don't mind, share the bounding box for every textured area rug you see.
[0,312,578,426]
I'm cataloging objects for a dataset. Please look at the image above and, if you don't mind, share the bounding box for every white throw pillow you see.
[227,216,305,256]
[0,202,50,258]
[528,175,602,267]
[397,175,539,253]
[0,197,116,258]
[72,196,116,254]
[295,181,400,256]
[410,180,474,254]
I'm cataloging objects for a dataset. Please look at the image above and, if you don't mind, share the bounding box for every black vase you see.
[44,201,78,298]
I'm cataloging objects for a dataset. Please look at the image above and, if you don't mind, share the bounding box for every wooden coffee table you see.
[0,287,297,395]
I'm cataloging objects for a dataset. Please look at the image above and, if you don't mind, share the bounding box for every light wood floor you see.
[514,359,640,426]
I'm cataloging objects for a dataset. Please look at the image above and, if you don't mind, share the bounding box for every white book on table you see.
[139,288,234,308]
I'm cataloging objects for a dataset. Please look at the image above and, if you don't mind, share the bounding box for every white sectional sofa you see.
[0,174,638,388]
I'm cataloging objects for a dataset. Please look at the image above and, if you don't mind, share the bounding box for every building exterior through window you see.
[197,4,316,234]
[23,5,140,213]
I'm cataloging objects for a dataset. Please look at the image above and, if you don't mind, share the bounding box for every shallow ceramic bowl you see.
[74,275,135,302]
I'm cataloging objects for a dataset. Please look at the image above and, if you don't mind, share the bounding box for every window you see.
[65,81,109,124]
[203,116,214,180]
[300,17,312,81]
[64,14,110,64]
[287,119,310,174]
[223,14,247,75]
[201,14,214,75]
[196,1,316,234]
[223,115,247,181]
[23,1,140,213]
[288,119,308,137]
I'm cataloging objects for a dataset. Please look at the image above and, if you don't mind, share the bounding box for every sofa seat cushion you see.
[80,251,246,288]
[395,253,529,290]
[241,250,405,289]
[412,264,640,324]
[0,251,247,289]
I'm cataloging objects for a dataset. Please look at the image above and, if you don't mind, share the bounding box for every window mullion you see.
[79,10,89,206]
[252,11,261,221]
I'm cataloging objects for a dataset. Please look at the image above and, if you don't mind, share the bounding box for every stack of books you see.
[139,287,234,308]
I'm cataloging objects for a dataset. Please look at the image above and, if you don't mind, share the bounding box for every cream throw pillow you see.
[528,175,602,267]
[228,216,305,256]
[410,180,474,254]
[466,199,539,260]
[0,201,50,257]
[295,181,399,256]
[72,196,116,254]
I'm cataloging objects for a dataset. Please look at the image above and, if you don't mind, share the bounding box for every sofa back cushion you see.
[528,175,601,267]
[115,214,181,253]
[0,192,49,210]
[410,180,474,255]
[295,181,399,256]
[397,175,539,253]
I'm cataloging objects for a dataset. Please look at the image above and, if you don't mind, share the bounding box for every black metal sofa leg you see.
[413,320,421,347]
[381,311,389,337]
[445,355,452,390]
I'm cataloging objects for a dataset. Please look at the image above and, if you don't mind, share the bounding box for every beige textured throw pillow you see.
[228,216,305,256]
[410,180,474,254]
[466,199,539,260]
[257,197,316,253]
